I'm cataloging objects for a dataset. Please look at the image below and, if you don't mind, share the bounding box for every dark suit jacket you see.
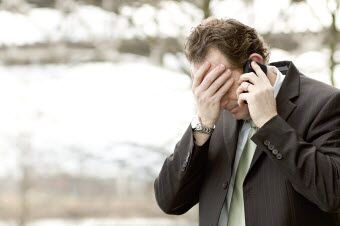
[154,61,340,226]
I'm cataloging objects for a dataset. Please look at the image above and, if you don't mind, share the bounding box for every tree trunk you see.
[201,0,211,18]
[328,2,338,87]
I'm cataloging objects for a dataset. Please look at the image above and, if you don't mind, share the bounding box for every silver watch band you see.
[193,126,214,135]
[191,115,215,135]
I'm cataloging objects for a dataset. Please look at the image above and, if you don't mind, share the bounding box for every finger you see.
[267,65,277,75]
[238,72,259,85]
[236,82,254,98]
[220,91,230,105]
[251,61,267,80]
[238,92,250,107]
[199,64,226,91]
[215,76,234,99]
[192,62,211,89]
[206,69,232,96]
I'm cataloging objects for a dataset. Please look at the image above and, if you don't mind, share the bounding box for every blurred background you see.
[0,0,339,225]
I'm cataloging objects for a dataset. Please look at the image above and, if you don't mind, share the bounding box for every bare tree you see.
[288,0,339,86]
[326,0,339,86]
[15,133,32,226]
[0,0,30,12]
[202,0,212,18]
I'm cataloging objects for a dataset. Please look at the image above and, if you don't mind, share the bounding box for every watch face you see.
[191,115,200,129]
[196,123,202,130]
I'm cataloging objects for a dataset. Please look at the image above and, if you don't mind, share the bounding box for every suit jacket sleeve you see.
[252,92,340,212]
[154,124,210,215]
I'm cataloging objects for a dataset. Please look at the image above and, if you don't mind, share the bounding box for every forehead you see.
[191,48,234,72]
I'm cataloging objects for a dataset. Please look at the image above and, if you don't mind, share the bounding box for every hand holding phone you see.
[241,60,267,105]
[237,61,277,127]
[243,59,267,75]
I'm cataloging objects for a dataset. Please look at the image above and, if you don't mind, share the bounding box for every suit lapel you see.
[248,61,300,172]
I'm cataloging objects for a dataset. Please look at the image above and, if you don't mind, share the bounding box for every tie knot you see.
[249,120,257,129]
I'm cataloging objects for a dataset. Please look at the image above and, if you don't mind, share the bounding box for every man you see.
[154,18,340,226]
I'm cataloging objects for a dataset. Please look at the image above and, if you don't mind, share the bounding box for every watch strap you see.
[191,115,215,135]
[193,126,214,135]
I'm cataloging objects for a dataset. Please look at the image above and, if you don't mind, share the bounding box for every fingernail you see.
[220,64,225,70]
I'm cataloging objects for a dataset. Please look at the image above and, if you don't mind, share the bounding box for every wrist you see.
[258,112,278,128]
[197,115,215,128]
[191,115,215,135]
[193,131,211,146]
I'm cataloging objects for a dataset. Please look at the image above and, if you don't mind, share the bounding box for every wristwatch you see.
[191,115,215,135]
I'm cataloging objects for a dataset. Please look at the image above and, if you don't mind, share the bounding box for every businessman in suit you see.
[154,18,340,226]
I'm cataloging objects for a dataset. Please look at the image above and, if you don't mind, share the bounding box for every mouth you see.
[228,104,239,113]
[230,107,238,114]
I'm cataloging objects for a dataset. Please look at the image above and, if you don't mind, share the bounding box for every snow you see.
[0,11,43,45]
[212,0,335,33]
[0,59,194,179]
[0,2,202,45]
[58,5,117,42]
[0,6,122,45]
[0,1,337,46]
[120,1,202,38]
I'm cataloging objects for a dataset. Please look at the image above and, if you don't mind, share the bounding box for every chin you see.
[231,112,248,120]
[228,108,250,120]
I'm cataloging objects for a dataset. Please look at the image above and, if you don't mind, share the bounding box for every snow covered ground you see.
[0,57,194,180]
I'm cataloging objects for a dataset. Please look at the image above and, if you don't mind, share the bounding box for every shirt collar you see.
[245,119,257,129]
[273,66,286,98]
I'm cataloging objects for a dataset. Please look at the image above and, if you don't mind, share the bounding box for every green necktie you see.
[227,121,257,226]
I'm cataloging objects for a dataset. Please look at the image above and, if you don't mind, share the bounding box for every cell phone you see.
[241,60,267,104]
[243,60,267,75]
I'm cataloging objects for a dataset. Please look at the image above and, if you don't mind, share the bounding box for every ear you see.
[249,53,264,64]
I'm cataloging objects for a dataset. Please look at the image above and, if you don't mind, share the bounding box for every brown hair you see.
[184,18,270,68]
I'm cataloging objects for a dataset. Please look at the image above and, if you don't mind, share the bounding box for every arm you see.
[154,59,234,214]
[154,124,210,215]
[251,93,340,212]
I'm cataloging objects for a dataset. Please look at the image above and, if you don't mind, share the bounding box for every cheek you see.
[226,83,238,99]
[221,73,241,101]
[220,85,238,103]
[234,106,250,120]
